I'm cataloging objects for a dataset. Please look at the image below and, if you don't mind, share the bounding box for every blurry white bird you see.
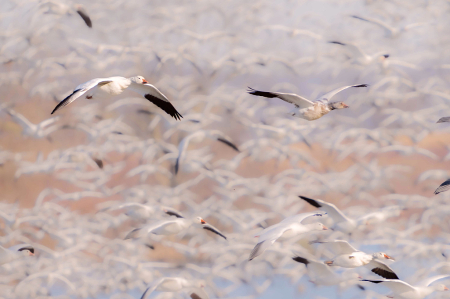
[0,244,34,265]
[51,76,182,120]
[362,275,449,299]
[125,216,227,240]
[351,15,427,38]
[315,240,398,279]
[140,277,208,299]
[249,212,327,261]
[328,41,389,65]
[6,109,61,138]
[247,84,368,121]
[40,1,93,28]
[175,130,239,174]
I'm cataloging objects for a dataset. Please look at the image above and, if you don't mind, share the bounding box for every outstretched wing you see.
[313,240,358,255]
[247,87,314,108]
[418,275,450,287]
[202,223,227,240]
[51,78,112,114]
[362,279,414,293]
[140,278,166,299]
[367,260,399,280]
[314,84,368,103]
[350,15,395,35]
[128,83,182,120]
[299,195,351,224]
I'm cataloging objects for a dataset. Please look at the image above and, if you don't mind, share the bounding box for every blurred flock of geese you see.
[2,0,450,298]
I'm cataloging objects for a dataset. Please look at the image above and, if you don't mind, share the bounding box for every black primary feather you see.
[247,87,279,98]
[299,195,322,208]
[203,226,227,240]
[371,267,399,280]
[144,94,183,120]
[292,256,309,266]
[217,138,239,152]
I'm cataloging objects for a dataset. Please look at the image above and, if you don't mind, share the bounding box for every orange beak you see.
[201,219,206,224]
[325,261,333,266]
[384,254,394,260]
[142,79,148,84]
[444,286,449,291]
[343,103,349,108]
[29,252,35,256]
[322,225,328,230]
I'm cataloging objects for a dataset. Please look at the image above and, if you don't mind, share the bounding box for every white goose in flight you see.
[51,76,182,120]
[140,277,208,299]
[315,240,398,279]
[362,275,449,299]
[249,212,327,261]
[125,215,227,241]
[247,84,368,121]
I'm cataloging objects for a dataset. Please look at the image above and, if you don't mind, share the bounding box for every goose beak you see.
[142,79,148,84]
[322,225,328,230]
[201,219,206,224]
[444,286,449,291]
[384,254,394,260]
[325,261,333,266]
[343,103,349,108]
[29,252,35,256]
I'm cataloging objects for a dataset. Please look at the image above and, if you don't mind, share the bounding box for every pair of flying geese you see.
[51,76,368,121]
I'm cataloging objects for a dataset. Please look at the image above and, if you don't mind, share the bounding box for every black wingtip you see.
[292,256,309,265]
[353,84,369,88]
[357,284,366,290]
[298,195,322,208]
[76,9,92,28]
[328,41,346,46]
[371,268,399,280]
[217,137,240,152]
[174,158,180,175]
[437,117,450,123]
[361,279,383,284]
[203,226,227,240]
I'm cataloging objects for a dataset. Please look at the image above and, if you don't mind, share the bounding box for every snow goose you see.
[247,84,368,121]
[328,41,389,65]
[0,244,34,265]
[96,202,181,221]
[6,109,61,138]
[292,256,360,286]
[362,275,449,299]
[125,216,227,240]
[51,76,182,120]
[350,15,427,38]
[140,277,208,299]
[299,195,398,233]
[315,240,398,279]
[40,2,92,28]
[175,130,239,174]
[249,212,327,261]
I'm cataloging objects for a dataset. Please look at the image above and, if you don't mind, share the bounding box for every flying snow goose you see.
[314,240,398,279]
[175,130,239,174]
[0,244,34,265]
[51,76,182,120]
[350,15,427,38]
[247,84,368,121]
[96,202,181,221]
[299,195,398,233]
[328,41,389,65]
[292,256,360,286]
[125,216,227,240]
[140,277,208,299]
[6,109,61,138]
[249,212,327,261]
[362,275,449,299]
[40,2,92,28]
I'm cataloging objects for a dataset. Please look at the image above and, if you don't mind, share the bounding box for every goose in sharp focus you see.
[362,275,449,299]
[140,277,208,299]
[247,84,368,121]
[0,244,34,265]
[51,76,182,120]
[249,212,327,261]
[125,216,227,240]
[292,255,360,286]
[315,240,398,279]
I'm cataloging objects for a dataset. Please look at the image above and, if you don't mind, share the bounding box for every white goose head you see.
[372,252,394,261]
[129,76,148,84]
